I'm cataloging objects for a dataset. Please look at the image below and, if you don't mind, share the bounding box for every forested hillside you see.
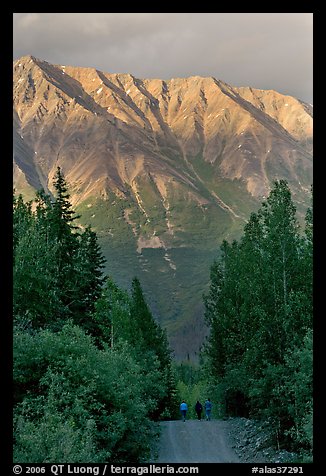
[13,171,313,463]
[203,180,313,461]
[13,55,313,360]
[13,168,178,463]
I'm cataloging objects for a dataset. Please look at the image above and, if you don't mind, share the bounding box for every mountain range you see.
[13,55,313,359]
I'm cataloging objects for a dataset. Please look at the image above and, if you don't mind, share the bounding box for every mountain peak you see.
[13,55,313,199]
[14,54,46,69]
[13,56,313,358]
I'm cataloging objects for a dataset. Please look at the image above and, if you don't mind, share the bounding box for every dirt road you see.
[156,419,240,463]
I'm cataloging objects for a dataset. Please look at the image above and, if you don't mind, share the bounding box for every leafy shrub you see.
[13,323,160,463]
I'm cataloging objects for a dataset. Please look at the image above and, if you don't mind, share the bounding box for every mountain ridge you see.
[13,55,313,359]
[13,55,312,198]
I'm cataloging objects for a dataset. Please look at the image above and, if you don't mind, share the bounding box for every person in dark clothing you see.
[195,400,203,420]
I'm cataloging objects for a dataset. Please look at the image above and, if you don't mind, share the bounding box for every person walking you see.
[180,400,188,422]
[195,400,203,420]
[205,398,212,421]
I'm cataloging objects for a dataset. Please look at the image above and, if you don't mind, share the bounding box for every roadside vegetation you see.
[202,180,313,462]
[13,172,312,463]
[13,168,178,463]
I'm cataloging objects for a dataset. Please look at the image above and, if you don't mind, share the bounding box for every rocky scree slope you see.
[13,56,313,359]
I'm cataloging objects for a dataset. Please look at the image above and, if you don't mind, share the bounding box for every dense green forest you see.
[13,171,313,463]
[203,180,313,461]
[13,168,178,463]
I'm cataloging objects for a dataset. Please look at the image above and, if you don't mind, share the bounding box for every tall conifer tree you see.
[203,180,313,451]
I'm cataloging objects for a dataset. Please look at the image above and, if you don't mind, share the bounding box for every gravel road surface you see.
[156,419,240,463]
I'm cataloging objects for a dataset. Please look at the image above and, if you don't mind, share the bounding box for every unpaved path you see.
[156,419,240,463]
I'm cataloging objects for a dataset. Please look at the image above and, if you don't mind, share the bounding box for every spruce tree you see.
[13,194,61,327]
[49,167,80,318]
[13,193,33,261]
[13,169,106,331]
[130,277,176,419]
[73,226,106,328]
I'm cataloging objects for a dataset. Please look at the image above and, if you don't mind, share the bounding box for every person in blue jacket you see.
[204,398,212,421]
[180,400,188,422]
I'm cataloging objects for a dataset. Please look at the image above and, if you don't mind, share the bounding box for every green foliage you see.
[15,406,102,463]
[203,180,313,457]
[130,277,178,420]
[92,277,131,347]
[74,170,251,362]
[174,362,213,420]
[13,171,177,462]
[175,380,208,420]
[130,277,170,366]
[13,167,106,329]
[13,194,62,328]
[279,330,313,452]
[13,324,156,463]
[92,275,178,421]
